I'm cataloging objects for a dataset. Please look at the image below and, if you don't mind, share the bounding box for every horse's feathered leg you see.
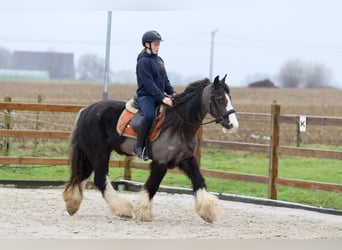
[135,161,168,221]
[92,152,134,218]
[178,156,218,223]
[102,176,134,218]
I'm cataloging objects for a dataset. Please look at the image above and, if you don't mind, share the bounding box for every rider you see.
[133,30,176,160]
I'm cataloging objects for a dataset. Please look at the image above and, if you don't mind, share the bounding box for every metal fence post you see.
[268,103,280,199]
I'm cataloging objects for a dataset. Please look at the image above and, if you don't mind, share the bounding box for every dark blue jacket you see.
[136,52,175,104]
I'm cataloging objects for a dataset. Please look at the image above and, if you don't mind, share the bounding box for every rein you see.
[169,82,236,127]
[173,108,236,126]
[201,109,236,125]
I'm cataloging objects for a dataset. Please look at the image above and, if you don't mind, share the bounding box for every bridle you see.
[201,108,236,126]
[173,108,236,126]
[170,83,237,127]
[172,96,236,127]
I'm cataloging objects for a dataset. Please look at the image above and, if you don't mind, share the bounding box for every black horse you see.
[63,75,239,223]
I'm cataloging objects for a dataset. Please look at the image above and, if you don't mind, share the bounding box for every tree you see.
[0,47,12,68]
[303,63,331,88]
[76,53,107,81]
[278,59,304,88]
[278,59,333,88]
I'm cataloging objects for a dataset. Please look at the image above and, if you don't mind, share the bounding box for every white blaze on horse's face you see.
[222,93,239,134]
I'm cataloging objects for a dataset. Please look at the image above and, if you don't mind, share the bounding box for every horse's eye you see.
[217,97,225,105]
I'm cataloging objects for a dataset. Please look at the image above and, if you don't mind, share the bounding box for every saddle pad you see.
[125,98,166,114]
[125,99,139,114]
[116,109,164,142]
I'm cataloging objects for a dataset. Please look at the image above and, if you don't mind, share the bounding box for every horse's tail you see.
[65,108,91,189]
[63,108,92,215]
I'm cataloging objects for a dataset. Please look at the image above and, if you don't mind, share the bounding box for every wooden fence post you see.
[34,94,43,151]
[268,103,280,200]
[3,96,12,156]
[296,117,301,147]
[123,156,133,180]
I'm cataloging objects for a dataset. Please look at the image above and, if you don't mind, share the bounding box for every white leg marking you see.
[135,189,153,222]
[195,188,218,223]
[103,176,133,218]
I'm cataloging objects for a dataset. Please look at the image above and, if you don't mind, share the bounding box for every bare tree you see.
[76,53,107,81]
[278,59,304,88]
[303,63,332,88]
[0,47,12,68]
[278,59,333,88]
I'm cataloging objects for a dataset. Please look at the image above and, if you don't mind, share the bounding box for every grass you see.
[1,142,341,210]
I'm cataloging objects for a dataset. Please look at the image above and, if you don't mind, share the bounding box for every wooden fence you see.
[0,101,341,200]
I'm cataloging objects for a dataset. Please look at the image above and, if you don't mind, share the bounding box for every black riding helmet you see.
[142,30,163,47]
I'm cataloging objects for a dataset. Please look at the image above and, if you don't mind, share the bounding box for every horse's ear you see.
[222,74,227,82]
[213,75,220,85]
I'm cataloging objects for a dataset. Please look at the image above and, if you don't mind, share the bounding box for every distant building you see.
[248,79,277,88]
[10,51,75,80]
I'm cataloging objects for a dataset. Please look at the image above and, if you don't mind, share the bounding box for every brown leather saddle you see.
[116,99,165,141]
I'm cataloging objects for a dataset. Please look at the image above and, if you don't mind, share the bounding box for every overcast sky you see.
[0,0,341,87]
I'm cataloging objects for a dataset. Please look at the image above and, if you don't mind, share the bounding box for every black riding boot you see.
[133,119,151,161]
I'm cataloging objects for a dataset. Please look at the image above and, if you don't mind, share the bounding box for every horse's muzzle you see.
[221,109,239,133]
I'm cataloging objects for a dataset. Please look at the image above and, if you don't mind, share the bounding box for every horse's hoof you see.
[195,189,218,223]
[135,200,153,221]
[135,190,153,222]
[135,208,153,222]
[65,205,79,216]
[111,200,134,218]
[200,215,215,223]
[62,187,82,216]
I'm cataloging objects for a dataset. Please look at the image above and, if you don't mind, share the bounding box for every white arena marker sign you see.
[299,116,307,132]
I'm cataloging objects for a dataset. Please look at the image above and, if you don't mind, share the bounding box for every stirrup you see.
[133,147,149,161]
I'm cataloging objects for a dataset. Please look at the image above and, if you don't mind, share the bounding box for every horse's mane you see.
[162,78,211,137]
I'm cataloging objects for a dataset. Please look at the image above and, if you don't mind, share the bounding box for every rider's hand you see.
[162,97,173,107]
